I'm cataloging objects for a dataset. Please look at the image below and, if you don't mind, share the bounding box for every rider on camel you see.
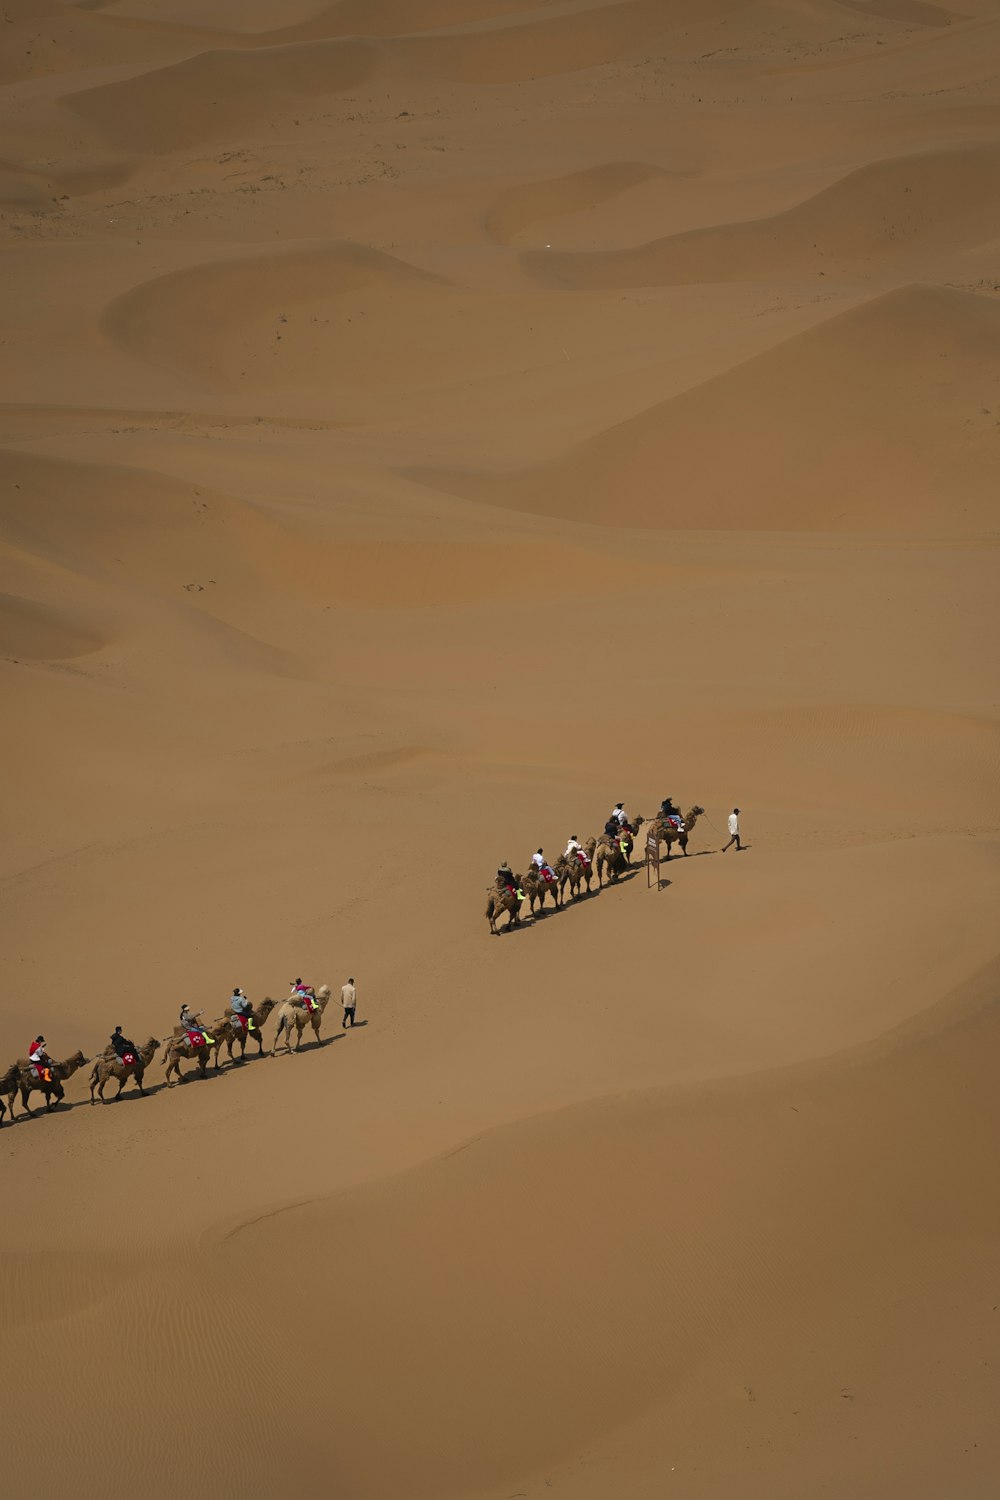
[532,848,555,882]
[660,796,681,826]
[109,1026,137,1062]
[28,1036,52,1072]
[230,987,253,1020]
[178,1004,207,1042]
[564,835,588,866]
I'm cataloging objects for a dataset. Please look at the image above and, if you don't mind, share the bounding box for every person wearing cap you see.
[612,802,628,827]
[497,862,524,900]
[109,1026,137,1061]
[28,1035,51,1067]
[722,807,743,853]
[341,978,357,1029]
[564,834,585,861]
[230,987,253,1020]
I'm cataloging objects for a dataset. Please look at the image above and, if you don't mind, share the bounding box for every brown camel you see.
[594,838,629,886]
[210,998,280,1064]
[649,806,705,860]
[485,881,523,934]
[271,984,332,1055]
[555,849,596,901]
[16,1050,90,1116]
[593,817,645,880]
[161,1030,218,1086]
[523,863,561,915]
[89,1037,160,1104]
[0,1061,20,1124]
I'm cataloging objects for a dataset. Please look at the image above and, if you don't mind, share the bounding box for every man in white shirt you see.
[722,807,743,853]
[612,803,628,827]
[564,835,584,861]
[341,978,357,1029]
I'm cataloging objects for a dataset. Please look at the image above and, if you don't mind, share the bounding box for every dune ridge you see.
[523,144,1000,287]
[427,284,1000,531]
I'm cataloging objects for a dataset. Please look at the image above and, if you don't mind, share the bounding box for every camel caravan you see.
[486,799,707,934]
[0,979,354,1126]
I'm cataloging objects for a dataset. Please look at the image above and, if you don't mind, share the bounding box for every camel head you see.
[258,997,278,1020]
[687,805,705,821]
[58,1050,89,1076]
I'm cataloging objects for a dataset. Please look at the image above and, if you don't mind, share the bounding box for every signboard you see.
[646,830,661,889]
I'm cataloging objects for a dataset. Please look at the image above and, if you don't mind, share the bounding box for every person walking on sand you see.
[721,807,743,853]
[341,977,357,1029]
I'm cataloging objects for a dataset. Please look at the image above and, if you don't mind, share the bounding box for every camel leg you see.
[21,1086,35,1116]
[114,1078,124,1100]
[136,1069,146,1096]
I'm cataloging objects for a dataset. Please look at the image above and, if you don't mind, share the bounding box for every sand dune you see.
[65,35,381,152]
[2,3,998,1498]
[0,592,106,661]
[486,160,669,244]
[430,285,1000,530]
[103,0,548,37]
[524,145,1000,287]
[101,241,444,388]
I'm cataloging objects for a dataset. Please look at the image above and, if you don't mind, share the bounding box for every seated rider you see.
[603,815,620,839]
[531,848,554,880]
[660,796,680,823]
[564,835,586,862]
[179,1004,206,1040]
[28,1035,52,1070]
[230,987,253,1020]
[289,978,317,1011]
[612,802,628,827]
[109,1026,137,1061]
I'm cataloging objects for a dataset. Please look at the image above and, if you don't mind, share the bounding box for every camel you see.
[161,1030,218,1086]
[592,817,644,886]
[522,863,561,915]
[89,1038,159,1103]
[16,1050,90,1116]
[649,806,705,860]
[210,998,279,1064]
[0,1061,19,1124]
[271,984,332,1055]
[555,850,595,901]
[485,882,523,935]
[594,838,630,886]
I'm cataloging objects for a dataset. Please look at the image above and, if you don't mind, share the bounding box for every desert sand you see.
[1,0,999,1495]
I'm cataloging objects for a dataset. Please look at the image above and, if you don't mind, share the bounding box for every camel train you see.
[0,986,336,1124]
[486,804,706,934]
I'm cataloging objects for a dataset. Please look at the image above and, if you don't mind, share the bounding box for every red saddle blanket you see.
[185,1030,206,1047]
[30,1064,53,1083]
[234,1014,255,1033]
[121,1052,136,1067]
[574,852,592,870]
[540,866,556,883]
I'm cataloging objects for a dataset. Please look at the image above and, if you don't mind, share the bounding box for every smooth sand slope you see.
[1,2,998,1498]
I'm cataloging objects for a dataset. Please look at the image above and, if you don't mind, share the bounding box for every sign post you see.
[646,830,661,890]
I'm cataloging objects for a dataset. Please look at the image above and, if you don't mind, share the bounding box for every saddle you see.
[574,851,591,870]
[30,1063,52,1084]
[234,1014,255,1033]
[186,1029,209,1048]
[120,1052,137,1068]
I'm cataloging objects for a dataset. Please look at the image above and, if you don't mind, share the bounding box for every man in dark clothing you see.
[660,797,679,820]
[604,816,620,839]
[110,1026,138,1061]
